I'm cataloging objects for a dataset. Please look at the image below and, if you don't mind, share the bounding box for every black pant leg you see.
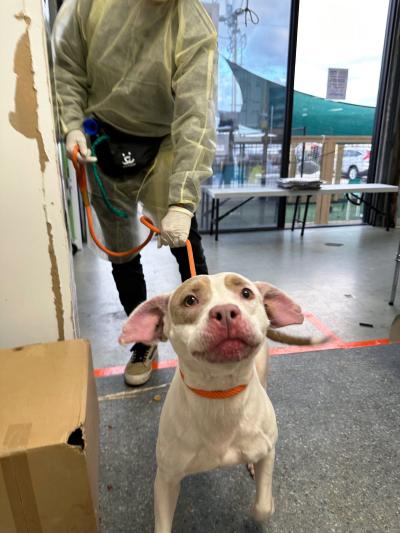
[169,215,208,282]
[111,254,147,316]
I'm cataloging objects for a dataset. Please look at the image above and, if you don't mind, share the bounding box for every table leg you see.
[292,196,300,231]
[205,192,210,230]
[201,189,205,229]
[384,193,390,231]
[301,195,311,237]
[215,199,220,241]
[210,198,215,236]
[372,197,378,226]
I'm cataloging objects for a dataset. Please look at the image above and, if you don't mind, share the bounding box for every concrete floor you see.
[74,224,400,370]
[73,224,400,532]
[97,345,400,533]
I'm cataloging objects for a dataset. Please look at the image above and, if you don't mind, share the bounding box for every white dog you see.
[119,272,316,533]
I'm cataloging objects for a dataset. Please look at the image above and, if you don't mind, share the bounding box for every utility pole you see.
[232,11,239,111]
[219,1,246,112]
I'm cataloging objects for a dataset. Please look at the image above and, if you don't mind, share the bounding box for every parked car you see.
[342,148,370,181]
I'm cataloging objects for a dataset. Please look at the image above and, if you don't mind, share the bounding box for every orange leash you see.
[71,146,196,277]
[72,147,247,399]
[179,370,247,399]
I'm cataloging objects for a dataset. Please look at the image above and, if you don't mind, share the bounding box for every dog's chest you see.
[157,375,277,477]
[181,421,273,475]
[158,407,275,477]
[219,429,273,467]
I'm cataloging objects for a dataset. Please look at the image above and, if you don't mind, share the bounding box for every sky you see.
[295,0,390,106]
[208,0,390,111]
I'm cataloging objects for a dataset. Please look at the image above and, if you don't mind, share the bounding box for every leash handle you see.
[72,146,90,206]
[140,216,196,278]
[71,146,197,276]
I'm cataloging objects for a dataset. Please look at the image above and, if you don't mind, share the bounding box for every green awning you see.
[227,60,375,136]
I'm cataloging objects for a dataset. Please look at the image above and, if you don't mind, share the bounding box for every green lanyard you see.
[90,135,128,219]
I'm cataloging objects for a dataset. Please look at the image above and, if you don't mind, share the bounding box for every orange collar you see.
[179,370,247,399]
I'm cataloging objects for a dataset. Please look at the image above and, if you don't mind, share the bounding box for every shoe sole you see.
[124,368,153,386]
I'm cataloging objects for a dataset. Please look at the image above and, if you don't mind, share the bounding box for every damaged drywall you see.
[9,13,49,172]
[10,12,65,341]
[47,222,65,340]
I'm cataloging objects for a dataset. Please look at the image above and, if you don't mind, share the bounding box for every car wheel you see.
[348,166,359,180]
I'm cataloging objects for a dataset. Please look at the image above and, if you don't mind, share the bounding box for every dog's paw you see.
[246,463,255,479]
[251,498,275,522]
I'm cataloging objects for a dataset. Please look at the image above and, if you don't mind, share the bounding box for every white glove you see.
[159,206,193,248]
[66,129,97,164]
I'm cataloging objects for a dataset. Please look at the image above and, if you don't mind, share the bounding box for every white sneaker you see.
[124,343,158,386]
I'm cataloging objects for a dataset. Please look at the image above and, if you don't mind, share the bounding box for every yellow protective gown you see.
[53,0,217,261]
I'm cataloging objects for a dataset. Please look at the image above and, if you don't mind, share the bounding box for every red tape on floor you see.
[303,312,342,343]
[94,337,392,378]
[93,312,392,378]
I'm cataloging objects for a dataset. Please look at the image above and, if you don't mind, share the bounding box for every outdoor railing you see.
[210,133,373,226]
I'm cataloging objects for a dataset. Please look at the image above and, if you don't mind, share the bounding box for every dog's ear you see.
[119,294,170,345]
[255,282,304,328]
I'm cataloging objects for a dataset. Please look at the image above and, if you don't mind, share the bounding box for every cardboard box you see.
[0,340,99,532]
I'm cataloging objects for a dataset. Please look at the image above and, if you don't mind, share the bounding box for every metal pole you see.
[233,14,238,112]
[278,0,300,228]
[261,129,268,185]
[300,126,306,177]
[389,239,400,305]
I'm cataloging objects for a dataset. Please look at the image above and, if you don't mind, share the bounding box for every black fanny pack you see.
[90,119,165,178]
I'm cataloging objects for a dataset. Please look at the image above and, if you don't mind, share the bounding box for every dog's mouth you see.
[192,335,257,364]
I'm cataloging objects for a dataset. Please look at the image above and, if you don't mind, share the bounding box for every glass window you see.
[287,0,390,227]
[201,0,291,231]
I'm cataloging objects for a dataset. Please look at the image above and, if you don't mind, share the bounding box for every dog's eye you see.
[184,294,198,307]
[241,288,253,299]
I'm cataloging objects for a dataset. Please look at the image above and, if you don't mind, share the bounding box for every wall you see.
[0,0,78,348]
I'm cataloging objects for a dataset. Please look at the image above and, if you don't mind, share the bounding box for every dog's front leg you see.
[251,447,275,522]
[154,469,181,533]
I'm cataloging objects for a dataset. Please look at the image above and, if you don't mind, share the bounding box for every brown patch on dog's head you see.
[224,273,247,289]
[170,275,212,325]
[224,274,257,301]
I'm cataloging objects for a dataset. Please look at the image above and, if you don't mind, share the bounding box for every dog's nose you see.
[209,304,241,327]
